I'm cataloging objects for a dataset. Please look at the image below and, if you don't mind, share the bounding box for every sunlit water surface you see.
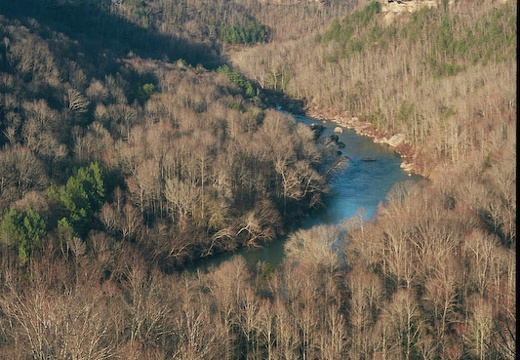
[187,113,422,272]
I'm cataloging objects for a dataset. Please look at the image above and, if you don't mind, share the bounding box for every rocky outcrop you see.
[385,133,406,148]
[306,106,427,177]
[381,0,438,25]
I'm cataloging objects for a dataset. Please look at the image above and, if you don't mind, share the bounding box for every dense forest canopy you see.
[0,0,336,270]
[231,0,516,175]
[0,0,516,359]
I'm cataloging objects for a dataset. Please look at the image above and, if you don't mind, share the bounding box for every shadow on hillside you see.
[0,0,223,69]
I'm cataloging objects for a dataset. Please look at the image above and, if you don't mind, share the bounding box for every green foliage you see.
[322,1,515,74]
[433,61,464,77]
[56,217,75,245]
[350,1,381,28]
[323,18,343,43]
[426,4,515,70]
[345,93,361,113]
[220,19,268,45]
[0,209,25,249]
[0,207,46,264]
[396,101,415,124]
[367,23,384,46]
[324,54,339,64]
[321,2,384,58]
[363,108,386,129]
[323,19,353,44]
[435,15,455,57]
[142,83,155,96]
[475,6,516,63]
[50,162,105,237]
[136,82,156,103]
[217,65,256,98]
[123,0,150,28]
[401,8,431,42]
[350,40,363,53]
[323,1,380,43]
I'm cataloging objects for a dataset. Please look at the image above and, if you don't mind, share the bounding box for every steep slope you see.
[0,0,331,270]
[231,0,516,176]
[0,0,515,358]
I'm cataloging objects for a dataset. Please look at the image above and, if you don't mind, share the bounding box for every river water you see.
[188,112,422,272]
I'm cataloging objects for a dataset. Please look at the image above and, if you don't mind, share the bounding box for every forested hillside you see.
[0,0,516,359]
[0,0,336,269]
[231,0,516,176]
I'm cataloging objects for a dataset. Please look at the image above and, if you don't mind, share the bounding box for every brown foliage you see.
[0,1,515,358]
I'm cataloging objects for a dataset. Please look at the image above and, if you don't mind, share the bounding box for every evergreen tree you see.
[50,162,105,237]
[0,207,46,264]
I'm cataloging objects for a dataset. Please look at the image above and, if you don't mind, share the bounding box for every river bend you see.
[188,112,422,272]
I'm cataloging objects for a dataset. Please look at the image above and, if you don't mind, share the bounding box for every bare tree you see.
[346,264,383,358]
[284,225,339,272]
[66,88,90,114]
[464,296,494,360]
[379,289,422,360]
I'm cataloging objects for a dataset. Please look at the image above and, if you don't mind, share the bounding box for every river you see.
[187,112,422,272]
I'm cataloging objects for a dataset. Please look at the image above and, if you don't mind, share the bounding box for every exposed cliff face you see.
[381,0,438,24]
[381,0,510,24]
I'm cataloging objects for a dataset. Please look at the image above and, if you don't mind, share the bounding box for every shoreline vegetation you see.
[306,106,422,176]
[266,90,424,176]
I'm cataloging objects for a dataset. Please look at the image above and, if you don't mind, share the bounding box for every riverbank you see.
[305,106,430,179]
[188,109,421,272]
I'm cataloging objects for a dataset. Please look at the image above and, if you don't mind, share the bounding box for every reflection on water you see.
[295,115,421,228]
[187,113,422,273]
